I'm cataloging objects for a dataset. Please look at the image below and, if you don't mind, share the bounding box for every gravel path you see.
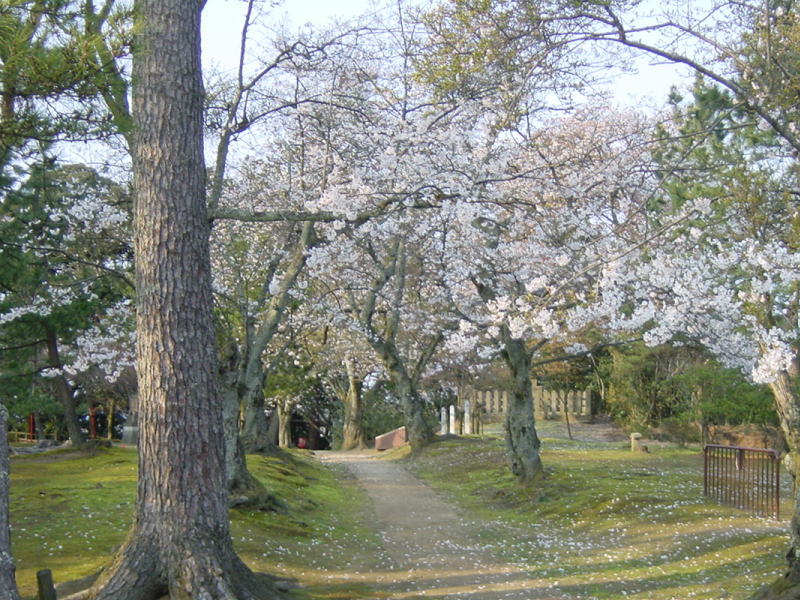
[319,451,560,599]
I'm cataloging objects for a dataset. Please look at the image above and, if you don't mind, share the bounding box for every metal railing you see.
[704,444,781,519]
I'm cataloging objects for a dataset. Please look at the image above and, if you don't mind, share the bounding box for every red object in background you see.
[27,413,36,441]
[89,407,97,439]
[296,437,307,449]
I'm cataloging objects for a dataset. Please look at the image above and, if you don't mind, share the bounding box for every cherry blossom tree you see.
[438,106,659,482]
[307,324,378,450]
[595,80,800,596]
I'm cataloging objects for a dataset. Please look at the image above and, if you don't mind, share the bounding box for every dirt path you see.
[319,451,559,599]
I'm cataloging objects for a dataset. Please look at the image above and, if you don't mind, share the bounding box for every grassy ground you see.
[405,423,790,599]
[8,445,384,600]
[8,423,792,600]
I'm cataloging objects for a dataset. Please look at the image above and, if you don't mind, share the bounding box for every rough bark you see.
[501,330,543,485]
[82,1,283,597]
[45,326,85,447]
[340,359,367,450]
[0,404,21,600]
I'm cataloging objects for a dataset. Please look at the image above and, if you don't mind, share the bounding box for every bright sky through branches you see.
[201,0,691,107]
[202,0,374,72]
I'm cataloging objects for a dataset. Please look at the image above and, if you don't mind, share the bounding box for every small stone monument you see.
[449,405,456,435]
[463,400,471,434]
[440,406,448,434]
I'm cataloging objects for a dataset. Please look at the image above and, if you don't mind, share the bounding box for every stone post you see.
[449,405,456,435]
[440,406,448,434]
[463,400,471,434]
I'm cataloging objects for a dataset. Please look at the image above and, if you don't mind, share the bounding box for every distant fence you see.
[703,444,781,520]
[466,383,592,421]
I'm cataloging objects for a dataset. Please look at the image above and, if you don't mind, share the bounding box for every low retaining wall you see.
[375,426,407,451]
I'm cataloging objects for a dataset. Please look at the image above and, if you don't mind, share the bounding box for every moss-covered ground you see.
[8,445,384,599]
[405,424,790,599]
[8,422,793,599]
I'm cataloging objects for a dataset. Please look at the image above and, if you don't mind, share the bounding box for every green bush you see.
[604,343,776,434]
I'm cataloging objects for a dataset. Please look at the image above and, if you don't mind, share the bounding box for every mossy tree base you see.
[749,574,800,600]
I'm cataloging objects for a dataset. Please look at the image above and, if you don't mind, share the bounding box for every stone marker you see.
[630,432,643,452]
[464,400,471,434]
[37,569,57,600]
[449,405,456,435]
[440,406,448,434]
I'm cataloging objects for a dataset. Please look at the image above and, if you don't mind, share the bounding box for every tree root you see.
[62,528,291,600]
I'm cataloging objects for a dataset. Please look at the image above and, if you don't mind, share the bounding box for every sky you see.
[200,0,692,109]
[202,0,375,73]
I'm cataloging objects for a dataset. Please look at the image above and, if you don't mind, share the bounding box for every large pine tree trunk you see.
[0,404,21,600]
[502,330,543,485]
[83,1,282,597]
[341,360,367,450]
[751,365,800,599]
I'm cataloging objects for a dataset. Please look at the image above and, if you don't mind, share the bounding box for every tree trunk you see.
[239,223,313,453]
[107,398,116,441]
[277,398,294,449]
[0,404,21,600]
[559,391,573,441]
[266,407,279,447]
[470,400,482,435]
[219,341,272,501]
[83,1,282,597]
[502,331,543,485]
[749,362,800,600]
[221,367,264,501]
[241,380,271,452]
[392,373,432,451]
[341,359,367,450]
[45,326,85,447]
[748,368,800,600]
[371,339,432,451]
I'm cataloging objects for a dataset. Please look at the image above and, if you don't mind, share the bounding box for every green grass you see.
[9,447,384,600]
[9,429,793,599]
[406,432,790,599]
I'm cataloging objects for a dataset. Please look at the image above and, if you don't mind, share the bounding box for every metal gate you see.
[704,444,781,519]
